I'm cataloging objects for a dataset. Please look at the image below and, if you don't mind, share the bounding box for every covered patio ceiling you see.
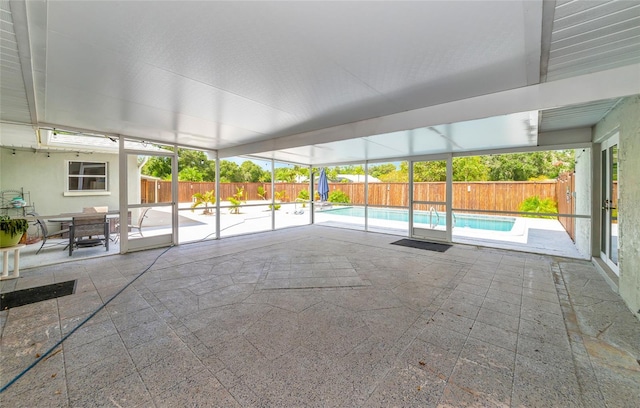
[1,1,639,164]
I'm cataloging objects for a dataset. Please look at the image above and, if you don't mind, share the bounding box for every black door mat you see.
[1,280,76,310]
[391,239,452,252]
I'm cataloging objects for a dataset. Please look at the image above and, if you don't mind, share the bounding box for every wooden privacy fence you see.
[557,172,575,241]
[142,176,582,239]
[142,179,562,214]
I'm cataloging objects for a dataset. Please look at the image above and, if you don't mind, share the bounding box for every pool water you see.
[323,207,515,232]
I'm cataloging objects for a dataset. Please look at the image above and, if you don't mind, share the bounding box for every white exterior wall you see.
[0,148,3,192]
[573,147,591,259]
[0,149,141,230]
[0,149,119,216]
[593,95,640,319]
[126,155,142,208]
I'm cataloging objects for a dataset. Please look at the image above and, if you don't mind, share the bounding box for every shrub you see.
[297,189,309,208]
[519,196,557,219]
[328,190,350,204]
[297,189,309,201]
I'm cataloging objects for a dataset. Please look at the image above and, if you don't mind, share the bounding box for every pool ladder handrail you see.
[429,207,439,229]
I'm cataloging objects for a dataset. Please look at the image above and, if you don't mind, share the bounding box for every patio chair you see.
[315,201,333,211]
[69,214,109,256]
[113,207,150,242]
[28,212,70,254]
[82,206,108,213]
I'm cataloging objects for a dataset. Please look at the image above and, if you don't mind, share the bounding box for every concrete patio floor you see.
[1,226,638,407]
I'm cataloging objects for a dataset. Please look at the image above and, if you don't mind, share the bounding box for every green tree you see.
[142,156,172,179]
[411,161,447,181]
[275,167,296,182]
[337,165,365,175]
[369,163,397,179]
[240,160,267,182]
[178,149,209,174]
[545,150,575,179]
[452,157,489,181]
[204,161,217,181]
[178,167,204,181]
[378,170,408,182]
[141,148,214,181]
[485,153,546,181]
[219,160,243,182]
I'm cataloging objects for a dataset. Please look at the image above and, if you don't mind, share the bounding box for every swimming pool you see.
[322,207,515,232]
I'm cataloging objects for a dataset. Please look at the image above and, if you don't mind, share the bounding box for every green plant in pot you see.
[0,215,29,248]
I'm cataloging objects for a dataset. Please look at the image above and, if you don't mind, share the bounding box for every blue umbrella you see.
[318,168,329,202]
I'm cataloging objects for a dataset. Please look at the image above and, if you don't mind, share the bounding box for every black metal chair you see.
[28,212,70,254]
[69,215,109,256]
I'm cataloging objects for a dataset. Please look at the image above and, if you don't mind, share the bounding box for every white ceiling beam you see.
[7,0,37,125]
[220,63,640,158]
[539,0,557,82]
[523,0,544,85]
[537,128,592,146]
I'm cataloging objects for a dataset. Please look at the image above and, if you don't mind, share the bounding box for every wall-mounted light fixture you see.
[12,149,16,155]
[47,152,50,158]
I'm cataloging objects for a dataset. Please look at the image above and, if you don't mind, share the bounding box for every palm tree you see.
[191,190,215,215]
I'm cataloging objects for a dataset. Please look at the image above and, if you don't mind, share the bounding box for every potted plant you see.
[0,215,29,248]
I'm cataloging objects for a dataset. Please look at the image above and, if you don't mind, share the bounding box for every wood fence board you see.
[145,180,565,211]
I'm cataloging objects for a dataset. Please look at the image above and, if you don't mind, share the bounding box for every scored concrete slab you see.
[0,225,638,407]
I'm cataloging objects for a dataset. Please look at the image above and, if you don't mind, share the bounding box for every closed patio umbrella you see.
[318,168,329,202]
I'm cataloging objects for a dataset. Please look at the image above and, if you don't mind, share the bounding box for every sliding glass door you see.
[600,135,619,273]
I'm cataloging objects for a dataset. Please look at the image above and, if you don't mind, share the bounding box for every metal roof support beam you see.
[220,63,640,158]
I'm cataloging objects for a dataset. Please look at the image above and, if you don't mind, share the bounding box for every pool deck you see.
[314,208,585,259]
[11,204,585,272]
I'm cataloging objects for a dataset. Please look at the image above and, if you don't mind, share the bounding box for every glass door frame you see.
[600,134,619,274]
[119,139,178,253]
[409,154,453,243]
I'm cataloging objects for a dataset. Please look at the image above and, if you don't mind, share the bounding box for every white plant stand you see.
[1,244,25,280]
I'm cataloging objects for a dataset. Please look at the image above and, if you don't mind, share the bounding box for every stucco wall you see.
[0,149,141,232]
[573,147,591,258]
[0,148,3,192]
[594,95,640,319]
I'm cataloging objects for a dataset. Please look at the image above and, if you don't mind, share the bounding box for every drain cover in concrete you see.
[1,280,76,309]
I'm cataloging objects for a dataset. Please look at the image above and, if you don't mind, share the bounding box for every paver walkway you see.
[1,226,638,407]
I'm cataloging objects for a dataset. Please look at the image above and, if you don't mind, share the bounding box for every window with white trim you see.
[67,161,108,191]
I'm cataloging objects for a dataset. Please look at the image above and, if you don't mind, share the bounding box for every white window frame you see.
[64,161,110,196]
